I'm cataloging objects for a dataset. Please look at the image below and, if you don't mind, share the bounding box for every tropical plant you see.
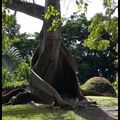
[2,63,29,88]
[2,0,31,88]
[2,46,29,88]
[2,46,22,71]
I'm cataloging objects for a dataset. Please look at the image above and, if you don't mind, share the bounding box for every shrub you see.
[2,61,29,88]
[81,77,116,97]
[14,61,30,82]
[113,74,118,91]
[2,66,15,85]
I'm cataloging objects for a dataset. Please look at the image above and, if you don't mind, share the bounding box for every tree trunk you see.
[5,0,85,108]
[29,0,85,107]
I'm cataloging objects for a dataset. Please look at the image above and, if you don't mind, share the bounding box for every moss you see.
[81,89,103,96]
[81,77,116,97]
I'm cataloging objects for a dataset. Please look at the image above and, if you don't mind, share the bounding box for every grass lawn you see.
[2,96,118,120]
[86,96,118,105]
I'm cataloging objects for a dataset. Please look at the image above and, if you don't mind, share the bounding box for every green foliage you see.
[2,14,20,52]
[62,13,118,83]
[2,61,29,88]
[14,32,37,57]
[2,43,31,88]
[103,0,118,16]
[2,3,34,88]
[103,0,112,7]
[62,13,88,48]
[2,46,23,73]
[2,66,15,84]
[84,13,117,51]
[82,77,116,97]
[15,61,30,81]
[113,74,118,90]
[2,0,20,52]
[83,0,118,51]
[75,0,88,13]
[44,5,60,20]
[3,80,28,88]
[2,66,26,88]
[113,79,118,90]
[44,5,64,31]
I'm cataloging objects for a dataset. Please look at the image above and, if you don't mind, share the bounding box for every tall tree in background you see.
[62,13,118,83]
[83,0,118,83]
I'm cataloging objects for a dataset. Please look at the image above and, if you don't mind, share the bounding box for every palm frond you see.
[2,46,23,72]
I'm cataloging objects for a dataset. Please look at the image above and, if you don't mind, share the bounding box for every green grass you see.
[2,96,118,120]
[2,105,81,120]
[86,96,118,105]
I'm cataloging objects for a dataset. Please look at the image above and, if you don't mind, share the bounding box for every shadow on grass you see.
[74,105,117,120]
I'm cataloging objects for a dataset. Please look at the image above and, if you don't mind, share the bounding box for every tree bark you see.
[6,0,86,107]
[6,0,45,20]
[30,0,85,107]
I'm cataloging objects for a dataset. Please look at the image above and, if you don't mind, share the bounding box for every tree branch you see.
[6,0,45,20]
[109,5,118,17]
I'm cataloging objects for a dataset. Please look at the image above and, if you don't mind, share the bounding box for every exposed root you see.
[2,88,26,105]
[29,97,97,110]
[62,97,98,109]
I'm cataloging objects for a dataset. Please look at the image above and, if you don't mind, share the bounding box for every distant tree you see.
[14,32,39,57]
[62,13,118,83]
[62,13,89,49]
[2,0,20,52]
[83,0,118,83]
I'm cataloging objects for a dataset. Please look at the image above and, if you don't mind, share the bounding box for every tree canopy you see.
[62,13,118,83]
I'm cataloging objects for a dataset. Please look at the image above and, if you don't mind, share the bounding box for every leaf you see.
[98,39,110,50]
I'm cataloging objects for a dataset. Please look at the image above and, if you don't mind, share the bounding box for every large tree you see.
[4,0,90,108]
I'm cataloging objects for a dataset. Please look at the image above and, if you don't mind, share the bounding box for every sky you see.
[10,0,118,34]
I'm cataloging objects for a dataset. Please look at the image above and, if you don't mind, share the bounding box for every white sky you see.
[11,0,118,34]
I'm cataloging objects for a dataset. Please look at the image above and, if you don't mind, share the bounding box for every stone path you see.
[99,105,118,120]
[85,105,118,120]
